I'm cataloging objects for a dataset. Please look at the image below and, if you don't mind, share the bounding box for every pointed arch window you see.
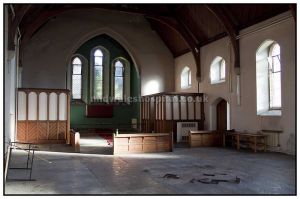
[181,66,191,89]
[114,60,124,101]
[256,40,282,116]
[93,49,104,101]
[210,56,226,84]
[71,57,82,99]
[268,43,281,109]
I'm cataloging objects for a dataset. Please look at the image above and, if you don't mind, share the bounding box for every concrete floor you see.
[5,136,296,195]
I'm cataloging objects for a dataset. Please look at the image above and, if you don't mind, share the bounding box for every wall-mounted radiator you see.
[176,122,198,142]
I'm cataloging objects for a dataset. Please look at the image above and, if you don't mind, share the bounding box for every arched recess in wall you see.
[65,27,140,78]
[209,97,230,131]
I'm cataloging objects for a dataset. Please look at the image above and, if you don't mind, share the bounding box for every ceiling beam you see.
[168,5,202,81]
[146,15,201,81]
[8,5,31,50]
[205,5,240,73]
[289,4,296,21]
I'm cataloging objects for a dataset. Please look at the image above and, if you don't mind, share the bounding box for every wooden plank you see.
[25,92,29,142]
[57,93,59,140]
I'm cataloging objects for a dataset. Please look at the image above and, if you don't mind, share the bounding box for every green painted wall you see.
[70,34,140,130]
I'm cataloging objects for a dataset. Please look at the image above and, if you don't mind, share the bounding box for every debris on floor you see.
[203,173,215,176]
[190,176,240,184]
[163,174,180,179]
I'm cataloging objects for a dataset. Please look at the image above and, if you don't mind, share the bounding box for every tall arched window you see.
[93,49,104,101]
[256,40,281,115]
[71,57,82,99]
[210,56,226,84]
[269,43,281,109]
[181,66,191,89]
[114,60,124,101]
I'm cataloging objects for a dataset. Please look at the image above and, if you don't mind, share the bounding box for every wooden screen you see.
[16,88,70,144]
[141,92,205,139]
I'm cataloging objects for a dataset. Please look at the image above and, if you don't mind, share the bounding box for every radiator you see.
[261,130,282,151]
[176,122,198,142]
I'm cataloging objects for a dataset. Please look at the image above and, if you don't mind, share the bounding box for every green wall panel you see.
[70,34,140,130]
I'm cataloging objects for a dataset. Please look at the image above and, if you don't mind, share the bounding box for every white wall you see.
[175,11,295,155]
[4,6,17,151]
[21,9,174,96]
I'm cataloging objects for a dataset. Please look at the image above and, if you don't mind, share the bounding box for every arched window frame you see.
[268,42,281,110]
[71,56,83,100]
[113,59,125,101]
[181,66,192,89]
[210,56,226,84]
[90,46,110,103]
[256,40,282,116]
[111,57,130,103]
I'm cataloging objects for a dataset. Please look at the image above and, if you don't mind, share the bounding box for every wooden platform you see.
[188,130,222,147]
[113,133,173,155]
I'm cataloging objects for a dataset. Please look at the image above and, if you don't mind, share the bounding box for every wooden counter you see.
[188,130,222,147]
[223,132,268,152]
[113,133,173,155]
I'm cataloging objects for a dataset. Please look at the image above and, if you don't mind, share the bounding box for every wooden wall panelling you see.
[25,91,28,141]
[66,91,70,144]
[47,92,49,140]
[179,95,182,120]
[36,92,39,142]
[57,93,59,140]
[193,96,197,120]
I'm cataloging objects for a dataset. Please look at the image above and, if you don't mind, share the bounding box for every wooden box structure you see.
[141,92,205,142]
[189,130,222,147]
[113,133,173,155]
[16,88,70,144]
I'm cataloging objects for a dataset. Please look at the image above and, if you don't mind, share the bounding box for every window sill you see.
[211,80,225,85]
[258,110,282,116]
[181,85,192,90]
[71,100,86,105]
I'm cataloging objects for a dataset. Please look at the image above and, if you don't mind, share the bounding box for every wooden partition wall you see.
[141,92,205,141]
[17,88,70,144]
[113,133,173,155]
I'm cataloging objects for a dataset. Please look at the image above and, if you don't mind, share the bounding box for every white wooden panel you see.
[49,92,58,121]
[17,91,26,121]
[173,96,179,120]
[28,92,37,120]
[157,96,161,120]
[196,96,201,119]
[150,97,155,120]
[187,96,194,120]
[155,97,159,120]
[59,93,67,120]
[166,95,172,120]
[180,96,187,120]
[39,92,47,120]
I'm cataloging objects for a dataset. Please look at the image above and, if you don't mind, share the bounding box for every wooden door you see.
[217,99,227,131]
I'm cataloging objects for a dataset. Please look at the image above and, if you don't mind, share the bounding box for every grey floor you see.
[5,136,296,195]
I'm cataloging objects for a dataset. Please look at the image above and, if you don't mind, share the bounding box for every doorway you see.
[216,99,227,131]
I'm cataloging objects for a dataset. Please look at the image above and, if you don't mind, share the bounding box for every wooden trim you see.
[67,92,71,144]
[57,93,60,140]
[179,95,182,120]
[193,96,196,120]
[186,96,189,120]
[25,92,28,141]
[36,92,39,141]
[47,93,50,140]
[18,88,70,93]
